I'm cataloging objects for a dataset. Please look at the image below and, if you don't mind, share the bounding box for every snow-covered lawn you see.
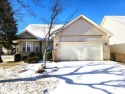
[1,61,125,94]
[48,61,125,94]
[0,62,58,94]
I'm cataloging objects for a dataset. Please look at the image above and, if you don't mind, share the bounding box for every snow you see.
[21,24,63,40]
[17,61,125,94]
[18,62,45,78]
[47,61,125,94]
[26,63,44,71]
[1,55,14,62]
[0,62,58,94]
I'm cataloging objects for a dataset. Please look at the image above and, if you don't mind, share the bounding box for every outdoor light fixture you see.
[105,43,107,45]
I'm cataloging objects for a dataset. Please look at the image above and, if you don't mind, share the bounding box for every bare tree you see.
[42,0,65,67]
[42,0,78,67]
[14,0,77,67]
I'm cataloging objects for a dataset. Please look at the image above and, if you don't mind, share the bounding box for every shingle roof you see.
[18,24,63,40]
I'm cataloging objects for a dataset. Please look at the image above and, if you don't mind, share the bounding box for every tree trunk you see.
[43,39,48,68]
[0,54,3,63]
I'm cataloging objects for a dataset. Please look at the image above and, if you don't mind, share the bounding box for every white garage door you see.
[59,42,102,61]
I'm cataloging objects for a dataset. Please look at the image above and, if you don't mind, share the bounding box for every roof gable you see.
[60,15,111,36]
[18,31,37,39]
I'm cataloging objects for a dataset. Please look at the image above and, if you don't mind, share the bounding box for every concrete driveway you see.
[49,61,125,94]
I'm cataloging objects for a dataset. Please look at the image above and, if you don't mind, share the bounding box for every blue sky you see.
[15,0,125,32]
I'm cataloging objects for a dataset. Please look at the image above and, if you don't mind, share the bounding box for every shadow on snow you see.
[0,61,125,94]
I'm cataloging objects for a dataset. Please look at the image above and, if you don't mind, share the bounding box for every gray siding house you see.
[14,15,111,61]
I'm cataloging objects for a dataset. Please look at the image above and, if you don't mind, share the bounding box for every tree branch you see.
[17,0,36,17]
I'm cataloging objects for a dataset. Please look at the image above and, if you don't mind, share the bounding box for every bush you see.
[1,52,4,55]
[29,52,35,57]
[35,52,42,60]
[22,56,28,63]
[46,51,52,61]
[26,56,40,64]
[14,54,21,62]
[0,55,3,63]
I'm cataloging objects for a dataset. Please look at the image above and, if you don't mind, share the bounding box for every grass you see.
[0,55,22,69]
[0,62,22,69]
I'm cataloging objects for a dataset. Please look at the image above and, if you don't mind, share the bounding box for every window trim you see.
[22,42,31,52]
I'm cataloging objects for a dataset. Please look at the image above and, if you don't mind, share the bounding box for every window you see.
[22,42,31,52]
[35,42,39,52]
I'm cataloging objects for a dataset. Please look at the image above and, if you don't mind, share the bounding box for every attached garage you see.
[53,15,111,61]
[59,42,102,61]
[59,35,103,61]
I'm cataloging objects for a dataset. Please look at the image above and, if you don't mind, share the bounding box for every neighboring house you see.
[53,15,111,61]
[15,24,62,57]
[101,16,125,62]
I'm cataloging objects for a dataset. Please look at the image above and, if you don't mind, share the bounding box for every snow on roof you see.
[105,16,125,24]
[19,24,63,40]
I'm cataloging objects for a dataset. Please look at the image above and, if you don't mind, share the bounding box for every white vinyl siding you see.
[22,42,31,52]
[101,17,125,44]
